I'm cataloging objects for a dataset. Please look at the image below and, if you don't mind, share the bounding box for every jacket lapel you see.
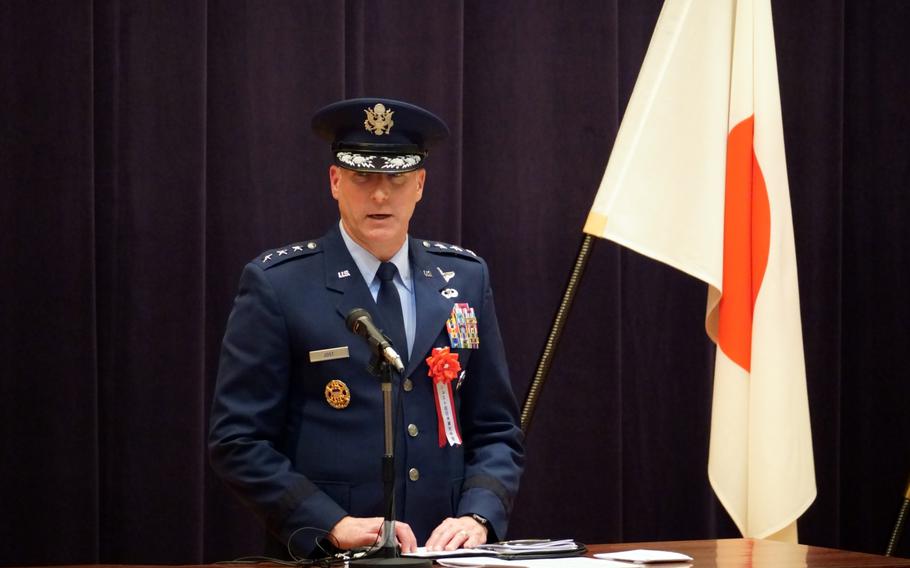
[322,226,379,326]
[407,239,455,376]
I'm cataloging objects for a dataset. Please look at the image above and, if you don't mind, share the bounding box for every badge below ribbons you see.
[325,379,351,409]
[446,302,479,349]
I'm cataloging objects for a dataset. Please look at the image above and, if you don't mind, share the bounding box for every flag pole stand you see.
[520,233,596,434]
[885,472,910,556]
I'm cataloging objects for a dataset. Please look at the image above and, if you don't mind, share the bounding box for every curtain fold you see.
[840,0,910,554]
[1,1,908,564]
[1,1,100,563]
[91,1,210,562]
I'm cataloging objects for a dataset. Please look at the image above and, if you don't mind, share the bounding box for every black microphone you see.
[345,308,405,372]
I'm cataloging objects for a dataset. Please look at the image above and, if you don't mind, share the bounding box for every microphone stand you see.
[372,354,399,559]
[351,350,430,568]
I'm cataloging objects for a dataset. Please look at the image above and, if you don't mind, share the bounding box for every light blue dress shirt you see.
[338,221,416,358]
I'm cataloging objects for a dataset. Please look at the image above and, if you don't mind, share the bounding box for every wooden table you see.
[588,539,910,568]
[16,539,910,568]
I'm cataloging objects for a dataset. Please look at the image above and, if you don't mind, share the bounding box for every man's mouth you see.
[368,214,392,220]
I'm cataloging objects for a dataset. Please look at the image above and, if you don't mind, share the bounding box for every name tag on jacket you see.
[309,346,350,363]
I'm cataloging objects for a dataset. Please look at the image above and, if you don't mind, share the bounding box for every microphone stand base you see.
[351,558,432,568]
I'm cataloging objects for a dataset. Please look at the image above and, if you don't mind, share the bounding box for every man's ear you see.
[415,169,426,202]
[329,165,341,199]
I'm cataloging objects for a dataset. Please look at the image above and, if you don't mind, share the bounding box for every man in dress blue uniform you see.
[208,97,525,558]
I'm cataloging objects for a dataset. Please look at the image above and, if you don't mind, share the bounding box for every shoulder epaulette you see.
[256,239,322,269]
[417,239,480,260]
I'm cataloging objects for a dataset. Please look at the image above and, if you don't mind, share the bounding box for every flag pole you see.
[520,233,596,434]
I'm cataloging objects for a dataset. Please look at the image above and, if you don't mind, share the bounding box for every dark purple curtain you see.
[2,1,908,564]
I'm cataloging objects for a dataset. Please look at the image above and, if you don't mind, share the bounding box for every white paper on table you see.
[594,549,694,564]
[437,556,625,568]
[403,547,489,558]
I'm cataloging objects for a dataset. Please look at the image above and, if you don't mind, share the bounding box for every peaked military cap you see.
[311,97,449,173]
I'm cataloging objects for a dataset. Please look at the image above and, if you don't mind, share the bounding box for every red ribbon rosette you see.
[425,347,463,447]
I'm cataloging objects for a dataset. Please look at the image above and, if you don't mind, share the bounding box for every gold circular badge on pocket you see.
[325,379,351,409]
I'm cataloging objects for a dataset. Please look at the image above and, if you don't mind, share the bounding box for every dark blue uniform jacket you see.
[208,225,525,556]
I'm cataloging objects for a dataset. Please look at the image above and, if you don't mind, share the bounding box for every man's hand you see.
[328,516,418,553]
[425,516,489,551]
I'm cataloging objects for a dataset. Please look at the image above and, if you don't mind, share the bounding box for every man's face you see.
[330,165,425,261]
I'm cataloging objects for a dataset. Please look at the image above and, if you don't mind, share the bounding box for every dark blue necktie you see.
[376,261,408,367]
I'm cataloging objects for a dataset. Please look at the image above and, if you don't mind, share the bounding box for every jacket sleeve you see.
[208,263,346,556]
[454,257,526,542]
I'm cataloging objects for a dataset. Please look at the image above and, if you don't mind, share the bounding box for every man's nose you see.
[370,181,392,202]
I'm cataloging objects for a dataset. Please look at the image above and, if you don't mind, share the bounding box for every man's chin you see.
[361,228,405,249]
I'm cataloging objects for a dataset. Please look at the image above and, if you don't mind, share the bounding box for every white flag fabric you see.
[584,0,816,541]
